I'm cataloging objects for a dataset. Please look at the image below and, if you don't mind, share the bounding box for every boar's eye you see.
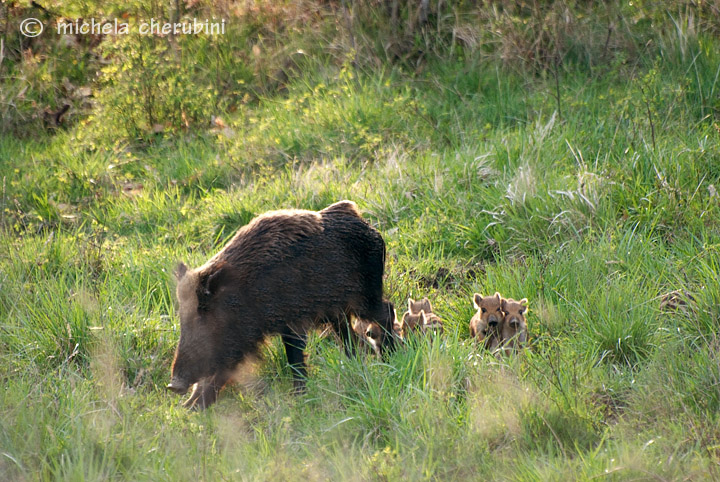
[481,307,487,313]
[496,308,501,312]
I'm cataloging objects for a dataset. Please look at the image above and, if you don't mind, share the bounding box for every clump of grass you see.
[579,281,659,367]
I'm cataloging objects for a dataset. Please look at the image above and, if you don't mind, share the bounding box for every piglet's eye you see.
[496,308,501,312]
[481,307,487,313]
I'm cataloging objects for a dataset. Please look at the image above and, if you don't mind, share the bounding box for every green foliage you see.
[94,35,207,139]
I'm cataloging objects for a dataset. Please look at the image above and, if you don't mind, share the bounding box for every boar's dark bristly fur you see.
[168,201,395,409]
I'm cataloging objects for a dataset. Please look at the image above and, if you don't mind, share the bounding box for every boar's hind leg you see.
[282,330,307,393]
[379,300,397,354]
[183,372,230,410]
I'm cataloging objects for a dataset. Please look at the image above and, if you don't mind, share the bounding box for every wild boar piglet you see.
[407,297,444,335]
[501,298,528,353]
[408,297,433,316]
[400,310,426,338]
[469,292,504,351]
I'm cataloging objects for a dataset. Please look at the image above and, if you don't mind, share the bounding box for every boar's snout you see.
[167,377,189,395]
[488,315,499,327]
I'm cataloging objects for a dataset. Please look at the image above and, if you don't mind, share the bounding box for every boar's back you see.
[192,200,384,332]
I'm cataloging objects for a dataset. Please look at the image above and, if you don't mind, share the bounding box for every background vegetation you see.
[1,0,719,479]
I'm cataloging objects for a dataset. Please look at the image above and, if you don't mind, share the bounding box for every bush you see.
[93,34,212,139]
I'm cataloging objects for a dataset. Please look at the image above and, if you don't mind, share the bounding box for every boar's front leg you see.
[281,330,307,393]
[183,372,230,410]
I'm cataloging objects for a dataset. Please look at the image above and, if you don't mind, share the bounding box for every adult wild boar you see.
[168,200,395,409]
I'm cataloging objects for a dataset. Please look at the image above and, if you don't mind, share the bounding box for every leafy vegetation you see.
[1,0,719,479]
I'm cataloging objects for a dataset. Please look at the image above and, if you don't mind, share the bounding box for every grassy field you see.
[1,1,720,480]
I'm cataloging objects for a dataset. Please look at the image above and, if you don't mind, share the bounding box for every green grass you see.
[2,5,720,480]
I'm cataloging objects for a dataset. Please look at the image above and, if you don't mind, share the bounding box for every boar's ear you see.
[520,298,528,306]
[494,292,502,302]
[206,269,224,296]
[419,310,426,325]
[175,262,188,281]
[501,298,507,311]
[473,293,483,309]
[202,264,227,297]
[408,298,415,311]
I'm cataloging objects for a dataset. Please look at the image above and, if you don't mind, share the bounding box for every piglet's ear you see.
[175,262,188,281]
[419,311,426,325]
[408,298,415,311]
[501,298,507,311]
[473,293,483,309]
[494,292,502,302]
[520,298,528,306]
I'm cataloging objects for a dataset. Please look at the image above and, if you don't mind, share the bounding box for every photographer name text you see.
[57,18,226,36]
